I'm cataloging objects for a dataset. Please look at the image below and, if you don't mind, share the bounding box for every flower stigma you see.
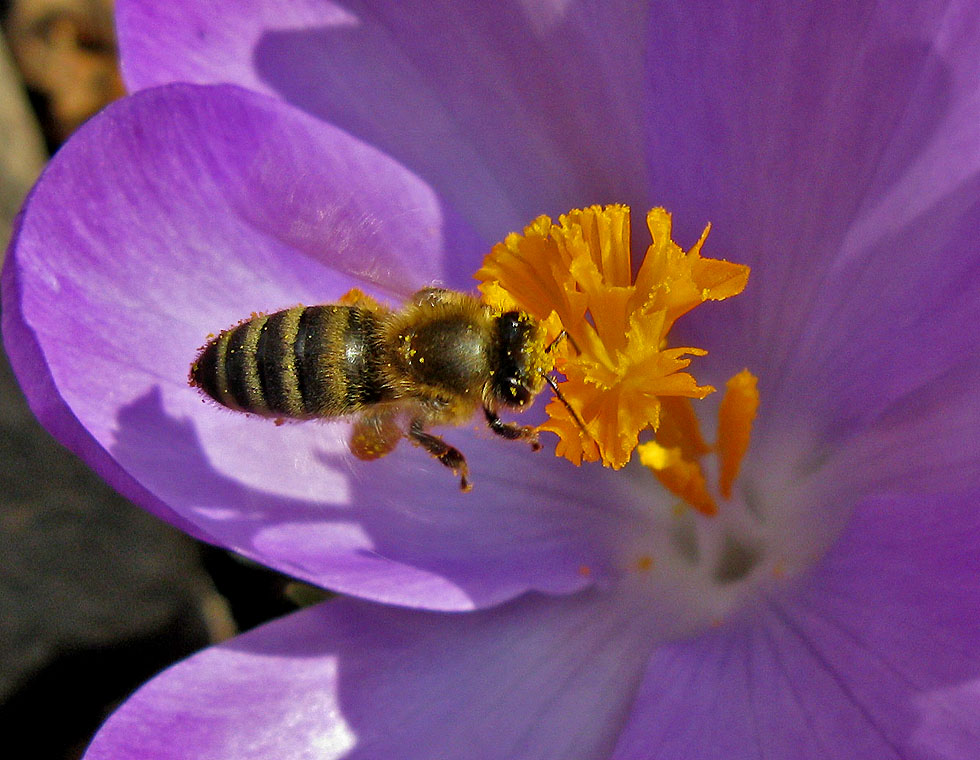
[477,205,751,499]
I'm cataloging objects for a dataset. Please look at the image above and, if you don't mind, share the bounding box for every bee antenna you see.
[545,329,581,355]
[538,370,591,439]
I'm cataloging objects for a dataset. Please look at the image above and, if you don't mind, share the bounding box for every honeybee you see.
[190,287,578,491]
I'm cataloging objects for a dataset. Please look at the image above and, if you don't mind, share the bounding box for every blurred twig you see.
[3,0,123,150]
[0,31,45,255]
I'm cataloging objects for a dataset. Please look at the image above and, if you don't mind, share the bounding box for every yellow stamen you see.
[656,397,712,460]
[635,555,655,572]
[476,205,749,469]
[637,440,718,516]
[717,370,760,499]
[639,369,760,516]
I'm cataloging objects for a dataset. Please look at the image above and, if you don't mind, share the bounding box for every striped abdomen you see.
[190,305,390,418]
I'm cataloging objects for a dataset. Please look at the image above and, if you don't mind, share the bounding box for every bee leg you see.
[409,419,471,492]
[350,411,402,461]
[483,407,541,451]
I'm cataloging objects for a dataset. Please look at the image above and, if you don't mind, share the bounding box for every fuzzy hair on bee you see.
[189,287,559,491]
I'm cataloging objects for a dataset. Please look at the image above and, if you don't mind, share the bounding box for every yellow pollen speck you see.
[578,564,592,577]
[339,288,365,305]
[772,561,786,579]
[635,555,654,571]
[476,205,749,470]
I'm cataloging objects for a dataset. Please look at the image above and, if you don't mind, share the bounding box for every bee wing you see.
[410,287,454,307]
[349,409,404,461]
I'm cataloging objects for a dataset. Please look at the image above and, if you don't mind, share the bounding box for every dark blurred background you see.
[0,2,310,756]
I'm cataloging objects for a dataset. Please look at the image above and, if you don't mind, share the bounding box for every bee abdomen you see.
[190,312,271,413]
[191,305,389,418]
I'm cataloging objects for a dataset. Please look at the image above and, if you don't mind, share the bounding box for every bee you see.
[190,287,580,491]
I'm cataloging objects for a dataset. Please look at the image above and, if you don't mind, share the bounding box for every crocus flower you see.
[4,1,979,757]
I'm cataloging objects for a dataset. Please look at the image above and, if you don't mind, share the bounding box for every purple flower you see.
[4,0,979,757]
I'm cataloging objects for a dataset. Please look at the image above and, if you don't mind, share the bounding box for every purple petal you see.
[116,0,651,238]
[648,0,980,494]
[817,354,980,499]
[768,165,980,461]
[611,489,980,759]
[1,260,215,542]
[650,0,980,370]
[84,589,652,760]
[3,82,632,611]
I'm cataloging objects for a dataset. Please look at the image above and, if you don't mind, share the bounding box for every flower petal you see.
[1,272,215,542]
[2,82,633,611]
[84,590,652,760]
[650,1,980,400]
[822,355,980,498]
[611,489,980,759]
[644,1,980,503]
[116,0,651,239]
[769,169,980,459]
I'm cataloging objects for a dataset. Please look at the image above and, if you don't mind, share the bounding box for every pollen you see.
[476,205,749,470]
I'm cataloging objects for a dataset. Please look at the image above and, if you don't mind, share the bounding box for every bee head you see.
[490,311,550,409]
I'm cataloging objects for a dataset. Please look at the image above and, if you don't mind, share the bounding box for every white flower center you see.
[615,421,851,642]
